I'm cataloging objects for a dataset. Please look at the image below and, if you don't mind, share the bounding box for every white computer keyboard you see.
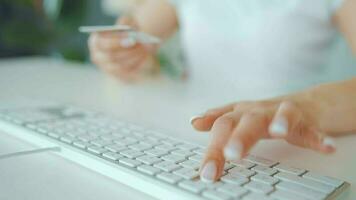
[0,104,349,200]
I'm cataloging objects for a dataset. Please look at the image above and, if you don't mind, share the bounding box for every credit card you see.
[79,25,161,44]
[79,25,132,33]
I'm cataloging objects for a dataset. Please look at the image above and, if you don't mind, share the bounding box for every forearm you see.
[132,0,178,40]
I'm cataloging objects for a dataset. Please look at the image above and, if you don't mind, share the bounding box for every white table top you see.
[0,57,354,199]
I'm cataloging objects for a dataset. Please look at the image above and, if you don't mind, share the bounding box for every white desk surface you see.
[0,57,355,200]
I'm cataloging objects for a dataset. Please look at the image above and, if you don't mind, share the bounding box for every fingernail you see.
[269,117,288,136]
[190,113,204,124]
[120,37,136,48]
[322,137,336,149]
[200,161,217,183]
[223,140,243,161]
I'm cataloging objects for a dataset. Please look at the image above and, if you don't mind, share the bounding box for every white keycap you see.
[189,154,204,162]
[48,132,65,139]
[179,160,200,170]
[229,166,256,177]
[303,171,344,188]
[73,141,91,149]
[252,165,278,176]
[171,149,195,157]
[251,173,279,185]
[274,172,334,194]
[91,139,112,147]
[244,181,274,194]
[119,158,142,167]
[175,143,198,151]
[220,174,249,185]
[223,163,235,171]
[115,138,138,146]
[232,160,256,169]
[276,181,327,200]
[120,149,144,159]
[136,155,162,165]
[202,189,232,200]
[270,190,311,200]
[140,139,161,146]
[217,184,248,198]
[192,148,206,155]
[162,154,186,163]
[60,136,78,144]
[155,144,177,152]
[154,161,181,172]
[104,144,127,152]
[244,155,277,167]
[102,152,123,161]
[178,180,206,193]
[86,145,106,154]
[77,135,98,142]
[161,138,182,146]
[173,167,199,179]
[145,149,169,157]
[274,163,306,176]
[242,193,274,200]
[156,172,182,184]
[129,143,152,151]
[137,165,161,175]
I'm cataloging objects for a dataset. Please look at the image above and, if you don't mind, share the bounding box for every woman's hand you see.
[191,95,337,183]
[88,16,159,82]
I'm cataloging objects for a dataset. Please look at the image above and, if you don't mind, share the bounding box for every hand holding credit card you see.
[79,25,161,47]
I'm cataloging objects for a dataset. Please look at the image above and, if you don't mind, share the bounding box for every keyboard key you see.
[243,193,274,200]
[175,143,198,151]
[73,141,91,149]
[161,138,182,146]
[155,144,177,152]
[202,189,232,200]
[87,146,107,155]
[232,160,256,169]
[145,149,169,157]
[229,166,256,178]
[303,171,344,188]
[120,149,144,159]
[119,158,142,167]
[192,148,206,155]
[274,163,306,176]
[129,143,153,151]
[60,136,78,144]
[179,160,200,170]
[220,174,249,185]
[154,161,181,172]
[244,181,274,194]
[252,165,278,176]
[115,138,138,146]
[91,139,112,147]
[137,165,161,175]
[136,155,162,165]
[157,172,182,184]
[77,135,98,142]
[274,172,335,194]
[104,144,127,152]
[171,149,195,157]
[217,184,248,198]
[162,154,186,163]
[276,181,327,199]
[178,180,206,193]
[244,155,277,167]
[223,163,235,171]
[270,190,311,200]
[251,173,279,185]
[188,154,204,162]
[173,167,199,179]
[102,152,123,161]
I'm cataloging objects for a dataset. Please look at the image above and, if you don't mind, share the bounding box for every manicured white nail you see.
[120,37,136,48]
[223,140,243,161]
[269,117,288,136]
[190,113,204,124]
[200,161,217,183]
[322,137,336,148]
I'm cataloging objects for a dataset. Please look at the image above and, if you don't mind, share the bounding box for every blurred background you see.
[0,0,117,62]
